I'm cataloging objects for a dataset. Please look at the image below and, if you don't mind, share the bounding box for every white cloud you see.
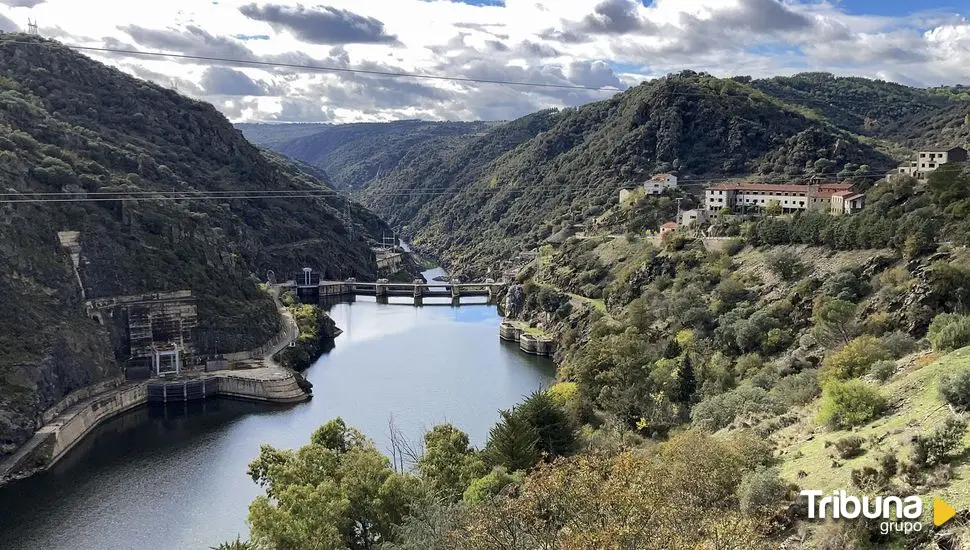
[16,0,970,122]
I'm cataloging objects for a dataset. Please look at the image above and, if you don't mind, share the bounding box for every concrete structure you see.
[279,278,504,305]
[0,365,310,483]
[644,173,678,195]
[894,147,968,181]
[498,321,555,358]
[830,191,866,215]
[679,209,709,227]
[704,182,856,215]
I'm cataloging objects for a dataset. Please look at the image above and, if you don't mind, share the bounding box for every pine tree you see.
[674,355,697,405]
[484,410,540,471]
[517,391,576,458]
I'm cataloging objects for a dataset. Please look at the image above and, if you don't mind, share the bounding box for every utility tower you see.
[26,19,39,36]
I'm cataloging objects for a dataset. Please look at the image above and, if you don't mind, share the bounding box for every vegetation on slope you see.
[238,120,493,190]
[0,35,391,455]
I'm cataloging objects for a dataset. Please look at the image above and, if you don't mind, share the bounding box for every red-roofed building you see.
[660,221,679,239]
[705,181,862,215]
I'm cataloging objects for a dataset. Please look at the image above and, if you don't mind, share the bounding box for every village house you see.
[893,146,968,181]
[704,182,857,215]
[830,190,866,215]
[659,221,679,239]
[679,208,710,227]
[618,173,680,203]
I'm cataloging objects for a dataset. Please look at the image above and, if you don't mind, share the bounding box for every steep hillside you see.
[238,120,493,190]
[0,35,389,455]
[357,73,896,277]
[749,73,970,155]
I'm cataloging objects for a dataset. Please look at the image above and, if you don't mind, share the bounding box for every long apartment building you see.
[705,182,864,215]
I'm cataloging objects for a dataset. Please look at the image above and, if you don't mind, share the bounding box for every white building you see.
[679,209,710,227]
[644,173,678,195]
[894,147,968,181]
[830,191,866,215]
[704,182,857,215]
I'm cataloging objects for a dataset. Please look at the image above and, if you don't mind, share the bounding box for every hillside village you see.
[624,145,970,240]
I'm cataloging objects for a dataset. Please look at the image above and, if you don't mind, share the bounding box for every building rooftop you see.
[660,222,679,229]
[650,173,674,181]
[919,147,966,153]
[707,182,850,193]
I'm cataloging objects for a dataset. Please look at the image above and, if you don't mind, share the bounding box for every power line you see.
[4,39,966,109]
[0,39,620,93]
[0,169,896,204]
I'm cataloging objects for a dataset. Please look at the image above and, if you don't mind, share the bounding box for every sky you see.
[0,0,968,123]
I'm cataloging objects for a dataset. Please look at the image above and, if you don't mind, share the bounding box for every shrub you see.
[691,386,785,431]
[879,452,899,478]
[833,436,866,459]
[735,353,763,377]
[770,371,821,406]
[940,368,970,410]
[927,313,970,352]
[869,360,897,383]
[879,331,919,358]
[764,250,804,282]
[910,417,968,469]
[850,466,883,491]
[818,380,886,428]
[737,467,788,518]
[819,336,891,382]
[462,466,523,504]
[724,238,744,256]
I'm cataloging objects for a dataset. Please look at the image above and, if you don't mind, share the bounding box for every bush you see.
[879,331,919,358]
[927,313,970,352]
[833,436,865,459]
[850,466,882,491]
[910,417,968,469]
[869,360,897,383]
[462,466,523,504]
[940,368,970,410]
[770,371,821,406]
[819,336,891,382]
[818,380,886,428]
[724,238,744,256]
[764,250,804,282]
[737,467,788,518]
[691,386,785,431]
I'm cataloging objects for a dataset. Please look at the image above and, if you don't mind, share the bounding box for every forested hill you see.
[359,73,908,276]
[237,120,494,190]
[0,35,389,455]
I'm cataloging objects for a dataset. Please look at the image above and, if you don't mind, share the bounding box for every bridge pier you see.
[345,277,357,293]
[413,279,424,306]
[375,278,389,304]
[485,278,496,304]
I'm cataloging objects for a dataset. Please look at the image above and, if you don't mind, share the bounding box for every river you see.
[0,270,554,550]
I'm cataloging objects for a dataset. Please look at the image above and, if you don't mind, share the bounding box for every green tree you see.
[812,298,858,346]
[516,391,576,459]
[764,199,783,217]
[484,410,540,471]
[416,424,486,502]
[819,335,891,382]
[247,418,420,550]
[818,379,886,428]
[462,466,524,504]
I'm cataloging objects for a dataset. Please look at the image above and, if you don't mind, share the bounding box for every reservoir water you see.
[0,275,554,549]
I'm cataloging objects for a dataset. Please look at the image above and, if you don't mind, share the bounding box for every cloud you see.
[0,0,44,7]
[0,13,18,32]
[200,66,273,95]
[576,0,654,35]
[238,3,399,45]
[119,25,257,60]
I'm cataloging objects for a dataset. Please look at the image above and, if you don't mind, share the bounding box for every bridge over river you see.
[278,271,504,305]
